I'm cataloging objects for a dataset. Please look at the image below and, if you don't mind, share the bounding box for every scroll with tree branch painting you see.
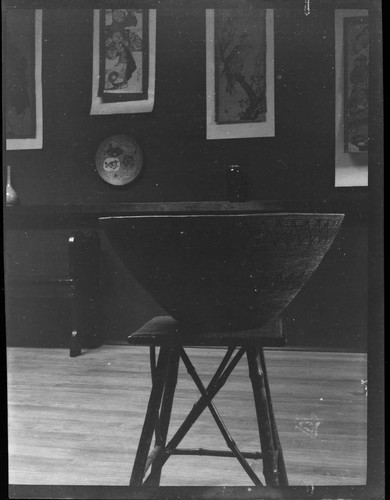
[206,9,274,140]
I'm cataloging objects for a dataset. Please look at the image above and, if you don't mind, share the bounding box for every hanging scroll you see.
[206,9,274,140]
[5,10,43,150]
[335,9,368,187]
[90,9,156,115]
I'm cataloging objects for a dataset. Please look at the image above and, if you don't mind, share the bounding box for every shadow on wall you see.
[100,231,165,341]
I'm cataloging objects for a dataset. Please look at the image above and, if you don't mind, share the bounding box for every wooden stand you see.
[127,316,288,487]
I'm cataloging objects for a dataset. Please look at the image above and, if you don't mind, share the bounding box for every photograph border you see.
[4,2,383,499]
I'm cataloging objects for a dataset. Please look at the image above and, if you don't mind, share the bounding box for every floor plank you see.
[7,345,367,486]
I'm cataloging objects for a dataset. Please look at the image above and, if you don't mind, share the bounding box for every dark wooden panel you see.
[5,231,103,349]
[4,216,367,350]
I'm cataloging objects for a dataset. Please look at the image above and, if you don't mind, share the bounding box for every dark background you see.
[4,5,369,351]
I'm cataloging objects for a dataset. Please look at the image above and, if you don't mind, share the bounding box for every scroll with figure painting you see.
[5,10,43,150]
[90,9,156,115]
[206,9,274,140]
[334,9,368,187]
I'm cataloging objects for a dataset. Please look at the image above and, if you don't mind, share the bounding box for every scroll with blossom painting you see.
[98,9,149,103]
[214,9,267,125]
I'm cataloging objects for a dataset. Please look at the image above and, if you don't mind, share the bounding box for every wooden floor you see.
[7,345,367,487]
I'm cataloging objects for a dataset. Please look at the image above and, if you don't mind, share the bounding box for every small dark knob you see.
[70,330,82,357]
[226,165,246,202]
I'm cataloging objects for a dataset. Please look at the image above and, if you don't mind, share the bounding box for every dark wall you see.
[8,8,347,203]
[4,7,368,351]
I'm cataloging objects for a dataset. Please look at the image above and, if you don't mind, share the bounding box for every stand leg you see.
[259,348,289,486]
[247,348,280,486]
[149,347,180,485]
[129,346,171,486]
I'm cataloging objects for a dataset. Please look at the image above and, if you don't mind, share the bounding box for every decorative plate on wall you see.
[95,135,143,186]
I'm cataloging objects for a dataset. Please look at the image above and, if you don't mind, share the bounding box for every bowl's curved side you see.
[100,214,344,333]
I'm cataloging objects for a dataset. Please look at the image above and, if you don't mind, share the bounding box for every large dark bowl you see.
[100,211,344,333]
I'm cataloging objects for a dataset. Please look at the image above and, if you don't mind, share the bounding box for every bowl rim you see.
[99,213,345,220]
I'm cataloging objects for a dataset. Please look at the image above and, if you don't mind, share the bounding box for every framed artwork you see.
[335,9,368,187]
[5,9,43,151]
[206,9,274,140]
[90,9,156,115]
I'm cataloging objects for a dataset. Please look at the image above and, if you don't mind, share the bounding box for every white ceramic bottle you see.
[6,165,19,205]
